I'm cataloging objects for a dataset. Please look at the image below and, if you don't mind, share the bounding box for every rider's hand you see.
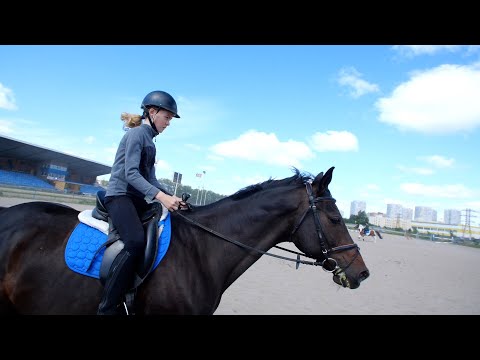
[155,192,183,211]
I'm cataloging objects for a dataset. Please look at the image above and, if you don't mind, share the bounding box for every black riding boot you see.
[97,249,136,315]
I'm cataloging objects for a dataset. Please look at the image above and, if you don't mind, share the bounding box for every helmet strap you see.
[146,108,159,135]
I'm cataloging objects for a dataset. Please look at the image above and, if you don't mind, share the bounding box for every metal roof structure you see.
[0,135,111,178]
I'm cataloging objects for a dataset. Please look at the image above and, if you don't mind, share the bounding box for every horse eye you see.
[329,216,341,224]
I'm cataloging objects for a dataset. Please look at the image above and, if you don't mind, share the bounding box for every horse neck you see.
[188,197,297,290]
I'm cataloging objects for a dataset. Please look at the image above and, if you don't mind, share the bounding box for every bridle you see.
[288,181,359,273]
[174,181,360,274]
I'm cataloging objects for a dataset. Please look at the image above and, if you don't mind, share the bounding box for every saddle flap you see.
[99,214,161,287]
[99,240,125,286]
[137,214,161,279]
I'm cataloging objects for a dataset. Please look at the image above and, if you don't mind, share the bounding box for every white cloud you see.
[185,143,202,151]
[154,159,173,180]
[400,183,474,199]
[337,67,380,98]
[231,174,271,189]
[375,63,480,134]
[84,136,95,144]
[392,45,480,57]
[206,153,224,161]
[155,159,171,171]
[418,155,454,168]
[0,83,17,110]
[166,95,226,140]
[0,119,15,134]
[392,45,464,57]
[384,197,416,210]
[0,118,68,149]
[309,130,358,152]
[396,165,434,175]
[69,143,113,167]
[465,201,480,210]
[210,130,314,168]
[411,168,434,175]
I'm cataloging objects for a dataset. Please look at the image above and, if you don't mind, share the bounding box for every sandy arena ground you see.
[213,230,480,315]
[2,197,479,315]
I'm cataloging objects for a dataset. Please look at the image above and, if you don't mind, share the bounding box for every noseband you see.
[289,182,359,273]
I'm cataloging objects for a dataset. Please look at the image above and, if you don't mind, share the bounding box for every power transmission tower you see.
[461,209,477,240]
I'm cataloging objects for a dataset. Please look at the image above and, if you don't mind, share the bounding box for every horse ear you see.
[312,167,335,195]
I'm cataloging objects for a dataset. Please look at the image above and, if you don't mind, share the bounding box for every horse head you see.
[290,166,370,289]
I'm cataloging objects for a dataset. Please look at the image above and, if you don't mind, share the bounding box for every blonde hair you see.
[121,112,143,128]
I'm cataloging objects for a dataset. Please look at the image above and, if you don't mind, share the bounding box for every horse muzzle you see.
[332,268,352,288]
[333,267,370,289]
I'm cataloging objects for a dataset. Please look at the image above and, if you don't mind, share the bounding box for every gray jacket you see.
[106,124,170,201]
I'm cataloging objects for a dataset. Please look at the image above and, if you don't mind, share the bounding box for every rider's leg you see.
[97,248,136,315]
[97,196,149,315]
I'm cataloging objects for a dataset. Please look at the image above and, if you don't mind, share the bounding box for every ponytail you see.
[121,112,143,129]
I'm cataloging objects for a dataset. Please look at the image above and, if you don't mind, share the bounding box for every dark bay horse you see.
[0,166,369,315]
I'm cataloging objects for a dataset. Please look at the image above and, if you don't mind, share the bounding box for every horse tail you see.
[375,230,383,239]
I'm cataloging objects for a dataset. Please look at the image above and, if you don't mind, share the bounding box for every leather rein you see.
[174,181,359,272]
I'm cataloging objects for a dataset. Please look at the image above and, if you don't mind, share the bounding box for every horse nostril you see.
[359,270,370,282]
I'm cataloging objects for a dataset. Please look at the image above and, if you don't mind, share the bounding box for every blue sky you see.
[0,45,479,224]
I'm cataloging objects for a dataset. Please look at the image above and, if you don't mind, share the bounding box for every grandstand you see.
[0,135,111,195]
[0,169,56,190]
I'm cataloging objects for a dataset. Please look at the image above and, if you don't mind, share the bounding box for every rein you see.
[174,181,359,272]
[174,209,321,267]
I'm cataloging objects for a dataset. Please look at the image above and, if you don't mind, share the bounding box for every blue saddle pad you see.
[65,213,171,279]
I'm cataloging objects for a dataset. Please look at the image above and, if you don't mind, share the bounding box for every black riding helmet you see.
[141,90,180,118]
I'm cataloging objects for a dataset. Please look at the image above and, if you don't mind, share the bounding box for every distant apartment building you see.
[369,213,412,230]
[414,206,437,222]
[350,200,366,217]
[386,203,413,221]
[386,204,403,219]
[444,209,461,225]
[402,208,413,221]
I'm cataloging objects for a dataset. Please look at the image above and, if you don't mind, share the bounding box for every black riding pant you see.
[104,195,150,261]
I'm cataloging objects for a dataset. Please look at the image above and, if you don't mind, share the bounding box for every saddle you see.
[91,190,162,288]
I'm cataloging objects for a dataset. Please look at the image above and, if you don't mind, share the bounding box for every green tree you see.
[95,177,228,205]
[353,210,369,225]
[158,178,227,205]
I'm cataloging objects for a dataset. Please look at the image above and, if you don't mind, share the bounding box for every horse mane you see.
[229,167,313,201]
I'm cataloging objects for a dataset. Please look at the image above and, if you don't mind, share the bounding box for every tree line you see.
[99,178,226,205]
[344,210,370,226]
